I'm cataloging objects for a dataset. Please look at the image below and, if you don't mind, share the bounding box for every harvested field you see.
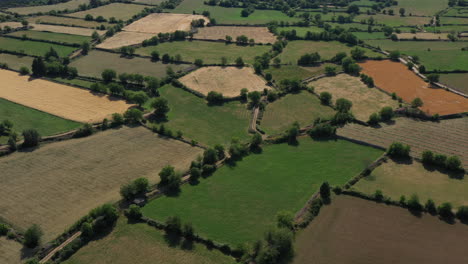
[27,15,111,28]
[0,53,34,71]
[132,0,166,4]
[67,3,147,21]
[0,238,33,264]
[194,26,276,43]
[396,32,449,40]
[8,30,91,45]
[179,66,268,97]
[30,23,105,36]
[439,73,468,94]
[0,69,132,123]
[123,13,209,34]
[293,195,468,264]
[70,50,187,79]
[337,117,468,167]
[261,91,335,135]
[63,218,235,264]
[354,159,468,207]
[7,0,89,15]
[359,60,468,115]
[0,126,203,242]
[143,138,382,245]
[0,22,23,30]
[96,31,155,49]
[0,37,77,57]
[309,74,399,121]
[265,64,341,83]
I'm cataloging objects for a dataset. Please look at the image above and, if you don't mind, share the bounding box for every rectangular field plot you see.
[30,23,106,36]
[0,37,77,57]
[337,117,468,168]
[396,32,448,40]
[69,50,187,79]
[276,40,383,65]
[439,73,468,94]
[261,91,335,135]
[265,64,341,83]
[0,53,34,71]
[67,3,146,21]
[63,218,235,264]
[354,14,430,27]
[292,195,468,264]
[354,159,468,207]
[0,237,33,264]
[7,0,89,14]
[142,138,383,245]
[136,40,270,64]
[360,60,468,115]
[28,15,111,29]
[0,126,203,242]
[194,26,276,44]
[0,69,132,123]
[309,74,399,121]
[123,13,208,34]
[0,22,23,30]
[277,26,323,37]
[148,84,251,146]
[8,30,91,45]
[96,31,156,50]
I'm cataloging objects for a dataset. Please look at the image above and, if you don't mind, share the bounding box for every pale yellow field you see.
[0,22,23,30]
[309,74,399,121]
[0,69,132,123]
[7,0,89,15]
[397,32,449,40]
[123,13,209,34]
[0,238,30,264]
[31,23,105,36]
[0,126,203,242]
[67,3,146,21]
[96,31,155,49]
[179,66,268,97]
[194,26,277,43]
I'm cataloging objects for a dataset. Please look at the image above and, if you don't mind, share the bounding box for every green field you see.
[439,73,468,94]
[147,84,251,146]
[51,77,96,89]
[142,138,382,245]
[70,50,186,79]
[365,39,468,71]
[8,30,91,45]
[0,98,81,144]
[352,32,387,40]
[353,159,468,207]
[440,16,468,25]
[261,90,335,135]
[389,0,447,16]
[276,40,383,64]
[355,14,430,27]
[277,26,323,37]
[67,3,146,21]
[264,64,341,83]
[0,53,34,71]
[63,218,235,264]
[424,25,468,33]
[136,40,270,65]
[0,37,77,57]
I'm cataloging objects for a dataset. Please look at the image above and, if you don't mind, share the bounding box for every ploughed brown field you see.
[293,195,468,264]
[359,60,468,116]
[194,26,277,43]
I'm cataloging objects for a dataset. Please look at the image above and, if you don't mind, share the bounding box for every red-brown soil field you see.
[293,195,468,264]
[359,60,468,116]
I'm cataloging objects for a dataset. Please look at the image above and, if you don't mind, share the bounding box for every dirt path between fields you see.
[40,231,81,263]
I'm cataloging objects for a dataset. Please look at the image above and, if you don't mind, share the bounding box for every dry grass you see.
[309,74,399,121]
[96,31,155,49]
[397,32,449,40]
[67,3,147,21]
[0,69,132,123]
[179,66,268,97]
[30,23,105,36]
[0,126,203,242]
[0,22,23,29]
[293,195,468,264]
[0,237,33,264]
[7,0,89,15]
[194,26,276,43]
[27,15,111,28]
[123,13,209,34]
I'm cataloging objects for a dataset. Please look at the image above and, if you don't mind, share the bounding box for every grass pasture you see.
[7,0,89,15]
[136,40,270,64]
[264,64,341,83]
[293,195,468,264]
[354,14,430,27]
[396,32,448,40]
[277,26,323,37]
[354,159,468,207]
[67,3,147,21]
[69,50,186,79]
[8,30,91,45]
[0,37,77,57]
[261,91,335,135]
[0,126,203,242]
[143,138,382,245]
[0,53,34,71]
[30,24,106,36]
[351,32,387,40]
[0,22,23,30]
[439,73,468,94]
[63,218,235,264]
[309,74,399,121]
[390,0,447,16]
[28,15,111,28]
[149,84,251,146]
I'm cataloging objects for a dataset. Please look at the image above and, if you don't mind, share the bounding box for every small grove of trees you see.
[426,73,440,84]
[341,57,361,75]
[207,91,224,105]
[389,50,400,61]
[387,142,411,158]
[360,73,374,87]
[158,165,182,191]
[307,123,336,138]
[411,97,423,108]
[120,177,150,201]
[151,97,170,118]
[24,224,43,248]
[368,106,394,125]
[297,52,320,65]
[421,150,464,172]
[22,129,41,148]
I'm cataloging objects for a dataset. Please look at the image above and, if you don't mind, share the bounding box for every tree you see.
[308,123,336,138]
[411,97,423,108]
[182,222,194,238]
[206,91,224,105]
[425,199,437,215]
[389,50,400,61]
[350,47,366,60]
[22,129,40,148]
[446,156,462,171]
[248,91,261,106]
[151,98,170,117]
[162,53,171,63]
[379,107,394,121]
[335,98,352,113]
[276,211,294,230]
[19,66,30,75]
[427,73,439,83]
[109,83,124,95]
[325,66,336,76]
[126,204,142,220]
[235,57,244,67]
[319,92,332,105]
[407,194,422,211]
[399,8,405,16]
[320,182,331,200]
[81,41,90,55]
[368,112,381,125]
[123,108,143,124]
[347,4,360,14]
[203,148,218,165]
[165,216,181,233]
[421,150,434,164]
[31,57,46,76]
[190,167,201,182]
[130,91,149,107]
[387,142,410,158]
[80,222,94,238]
[456,206,468,222]
[159,165,175,185]
[194,58,203,66]
[434,154,447,167]
[374,190,384,201]
[285,122,300,144]
[250,133,263,149]
[24,224,42,248]
[438,202,454,219]
[8,135,17,151]
[151,51,160,61]
[101,69,116,83]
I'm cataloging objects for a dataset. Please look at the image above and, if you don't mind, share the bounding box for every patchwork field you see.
[351,32,387,40]
[354,14,430,27]
[123,13,209,34]
[277,26,323,37]
[392,0,448,16]
[8,30,91,45]
[396,32,449,40]
[179,66,268,97]
[136,40,270,64]
[0,98,81,144]
[354,159,468,207]
[439,73,468,94]
[96,31,155,49]
[70,50,186,79]
[67,3,147,21]
[142,138,382,245]
[194,26,276,43]
[337,117,468,167]
[0,22,23,30]
[261,91,335,135]
[149,84,251,146]
[0,37,77,57]
[30,23,105,36]
[28,15,111,28]
[0,69,132,123]
[309,74,399,121]
[63,218,235,264]
[7,0,89,15]
[0,53,34,71]
[276,40,383,64]
[0,126,203,241]
[359,60,468,116]
[293,195,468,264]
[265,64,341,83]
